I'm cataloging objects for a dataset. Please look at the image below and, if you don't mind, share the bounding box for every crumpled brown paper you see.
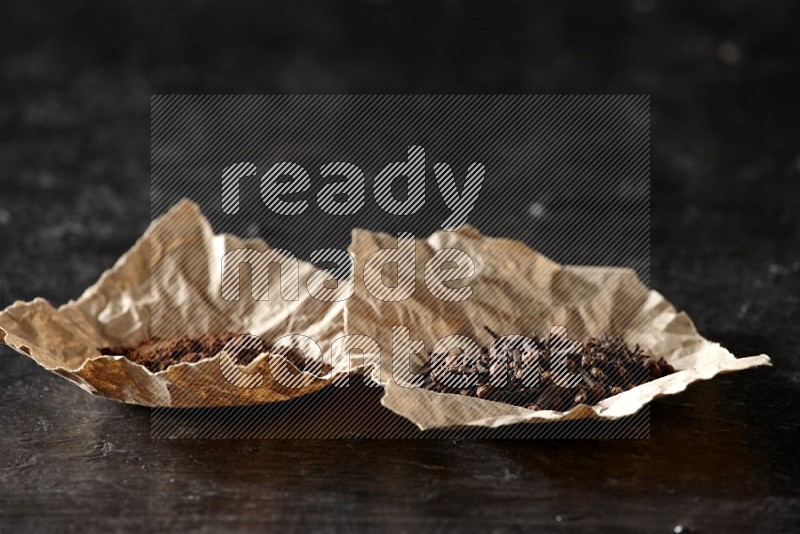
[0,199,771,429]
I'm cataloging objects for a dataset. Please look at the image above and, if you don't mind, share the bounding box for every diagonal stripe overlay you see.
[150,95,650,440]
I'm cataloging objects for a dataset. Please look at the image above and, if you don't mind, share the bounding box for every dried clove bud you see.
[647,359,662,379]
[589,367,606,381]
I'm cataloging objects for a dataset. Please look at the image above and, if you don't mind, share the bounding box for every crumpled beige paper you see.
[0,199,770,429]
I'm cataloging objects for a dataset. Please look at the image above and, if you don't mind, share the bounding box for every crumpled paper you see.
[0,199,771,429]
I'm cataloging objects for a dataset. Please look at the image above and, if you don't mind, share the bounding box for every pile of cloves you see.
[419,328,675,411]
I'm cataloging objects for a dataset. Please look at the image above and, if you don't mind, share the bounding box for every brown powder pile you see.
[99,332,331,374]
[99,332,260,372]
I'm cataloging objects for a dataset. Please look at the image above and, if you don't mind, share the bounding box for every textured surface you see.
[1,0,799,531]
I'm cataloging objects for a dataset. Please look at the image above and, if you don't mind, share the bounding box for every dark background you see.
[1,0,799,531]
